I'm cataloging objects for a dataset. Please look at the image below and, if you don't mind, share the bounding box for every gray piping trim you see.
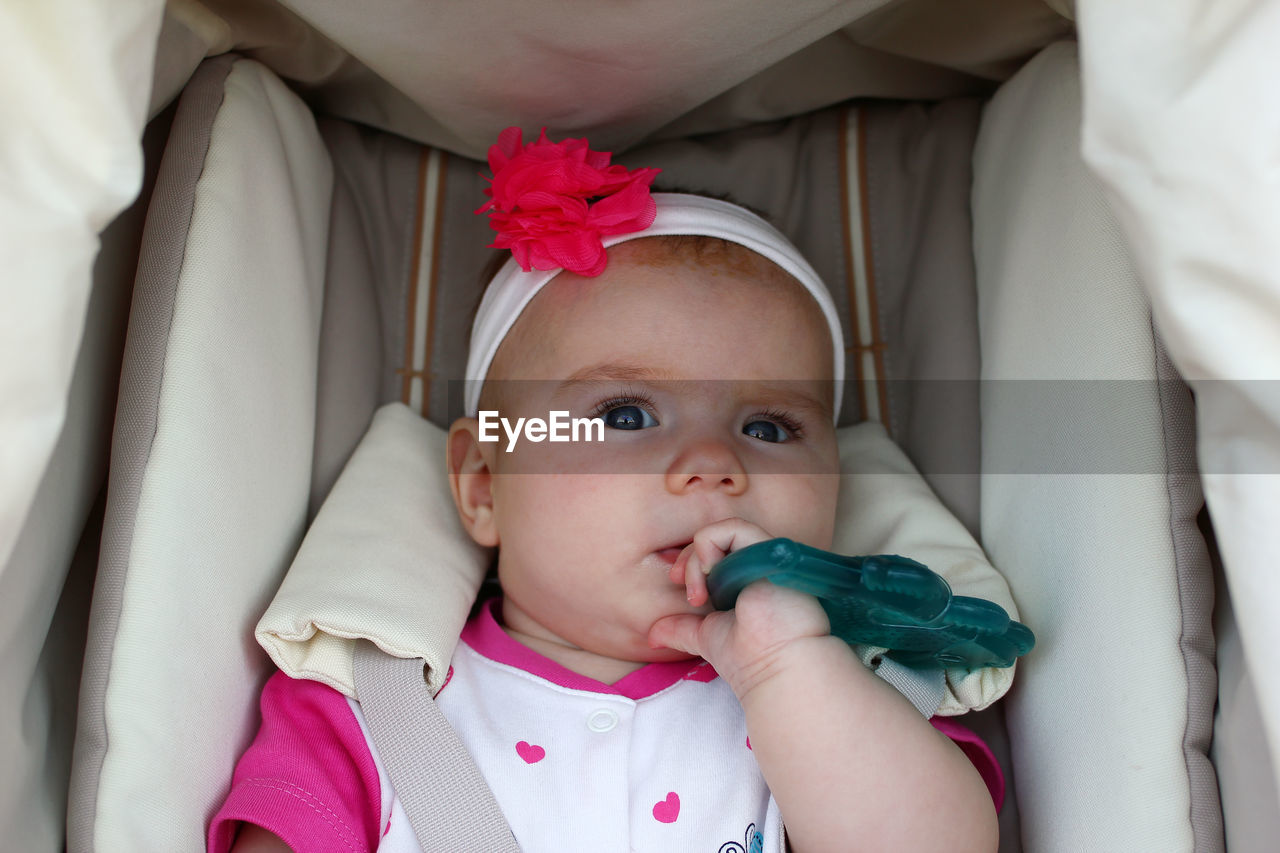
[1152,324,1224,852]
[66,54,238,853]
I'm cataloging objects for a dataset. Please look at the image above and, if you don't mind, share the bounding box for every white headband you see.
[464,193,845,418]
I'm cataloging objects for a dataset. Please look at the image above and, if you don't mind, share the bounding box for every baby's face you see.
[468,240,840,663]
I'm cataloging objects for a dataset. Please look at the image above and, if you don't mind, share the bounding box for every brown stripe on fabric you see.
[421,151,448,418]
[856,107,892,434]
[836,105,867,417]
[400,148,431,404]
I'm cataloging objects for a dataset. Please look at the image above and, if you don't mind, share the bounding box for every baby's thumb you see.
[648,614,705,656]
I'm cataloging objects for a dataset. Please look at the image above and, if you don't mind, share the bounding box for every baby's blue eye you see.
[603,405,658,430]
[743,419,789,443]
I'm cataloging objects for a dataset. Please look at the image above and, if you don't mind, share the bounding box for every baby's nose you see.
[664,439,747,496]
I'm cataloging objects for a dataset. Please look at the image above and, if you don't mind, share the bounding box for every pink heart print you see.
[515,741,545,764]
[652,791,680,823]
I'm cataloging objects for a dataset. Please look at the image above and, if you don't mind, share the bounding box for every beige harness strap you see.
[352,640,521,852]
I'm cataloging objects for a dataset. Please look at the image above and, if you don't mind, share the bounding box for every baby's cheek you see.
[507,474,636,542]
[766,477,839,549]
[811,477,841,547]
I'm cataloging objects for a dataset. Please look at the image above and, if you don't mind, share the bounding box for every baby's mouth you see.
[656,542,692,565]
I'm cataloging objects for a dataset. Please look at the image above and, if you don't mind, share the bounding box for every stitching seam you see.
[240,777,367,853]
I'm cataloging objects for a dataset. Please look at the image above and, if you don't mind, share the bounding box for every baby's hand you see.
[648,518,831,700]
[653,521,1000,851]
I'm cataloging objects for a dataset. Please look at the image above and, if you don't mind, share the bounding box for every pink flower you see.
[476,127,661,276]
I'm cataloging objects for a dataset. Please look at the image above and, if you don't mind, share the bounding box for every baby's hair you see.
[467,238,787,345]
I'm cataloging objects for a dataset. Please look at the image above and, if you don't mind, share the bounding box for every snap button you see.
[586,709,619,733]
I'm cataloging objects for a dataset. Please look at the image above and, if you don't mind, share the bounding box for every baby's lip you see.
[655,541,693,565]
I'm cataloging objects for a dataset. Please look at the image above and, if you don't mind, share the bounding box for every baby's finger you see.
[690,518,773,575]
[667,544,709,606]
[668,543,692,586]
[647,613,707,656]
[680,545,711,604]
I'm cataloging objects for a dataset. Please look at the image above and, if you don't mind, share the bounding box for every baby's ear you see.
[447,418,499,547]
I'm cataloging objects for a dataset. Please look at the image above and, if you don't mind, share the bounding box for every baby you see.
[213,130,1000,852]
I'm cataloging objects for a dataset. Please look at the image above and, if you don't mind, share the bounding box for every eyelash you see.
[587,387,658,421]
[753,408,806,441]
[586,391,805,440]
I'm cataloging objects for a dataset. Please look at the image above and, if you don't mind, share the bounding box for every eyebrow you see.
[554,363,833,417]
[555,363,680,394]
[747,384,833,419]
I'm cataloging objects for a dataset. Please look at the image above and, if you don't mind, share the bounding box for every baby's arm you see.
[649,519,998,853]
[208,672,384,853]
[229,825,292,853]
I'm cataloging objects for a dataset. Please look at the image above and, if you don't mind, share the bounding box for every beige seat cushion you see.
[69,56,332,853]
[973,41,1219,852]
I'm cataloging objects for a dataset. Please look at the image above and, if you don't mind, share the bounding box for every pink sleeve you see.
[208,671,383,853]
[930,717,1006,812]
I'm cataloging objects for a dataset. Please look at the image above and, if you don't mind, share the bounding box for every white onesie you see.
[365,597,783,852]
[209,597,999,852]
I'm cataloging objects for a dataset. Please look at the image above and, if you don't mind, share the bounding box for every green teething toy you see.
[705,538,1034,670]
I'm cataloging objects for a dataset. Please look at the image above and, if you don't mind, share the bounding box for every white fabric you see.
[260,404,1017,713]
[973,42,1197,851]
[1212,587,1280,850]
[2,219,139,852]
[0,25,165,840]
[89,60,332,852]
[275,0,881,154]
[354,642,784,853]
[236,0,1069,157]
[464,193,847,417]
[0,0,163,573]
[258,404,491,697]
[1076,0,1280,794]
[1,5,162,841]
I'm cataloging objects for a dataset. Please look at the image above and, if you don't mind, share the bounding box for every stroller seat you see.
[11,0,1280,840]
[54,39,1244,852]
